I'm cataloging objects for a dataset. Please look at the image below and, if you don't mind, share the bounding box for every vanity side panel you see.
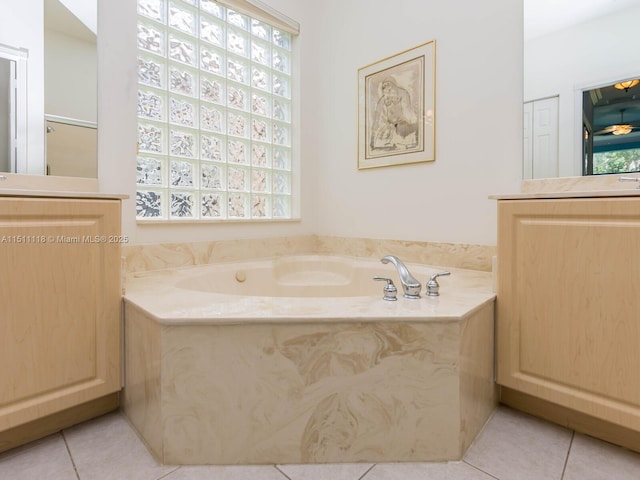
[497,197,640,431]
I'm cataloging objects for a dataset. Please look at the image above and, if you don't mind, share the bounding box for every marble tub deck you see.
[123,259,497,465]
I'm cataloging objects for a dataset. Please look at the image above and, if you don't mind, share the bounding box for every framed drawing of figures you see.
[358,40,435,169]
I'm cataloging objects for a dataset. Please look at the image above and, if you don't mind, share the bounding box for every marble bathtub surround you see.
[123,257,495,323]
[314,237,495,273]
[123,305,497,464]
[123,256,497,464]
[122,236,317,274]
[122,235,496,274]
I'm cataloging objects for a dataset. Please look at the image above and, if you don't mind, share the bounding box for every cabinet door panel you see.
[497,198,640,429]
[0,198,121,431]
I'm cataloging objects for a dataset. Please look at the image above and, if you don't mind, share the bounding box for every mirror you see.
[0,0,97,177]
[0,55,20,173]
[0,58,9,172]
[523,0,640,178]
[582,82,640,175]
[44,0,97,177]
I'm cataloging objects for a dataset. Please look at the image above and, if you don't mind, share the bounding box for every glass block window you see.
[136,0,293,220]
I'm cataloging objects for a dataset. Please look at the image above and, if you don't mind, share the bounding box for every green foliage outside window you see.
[593,148,640,175]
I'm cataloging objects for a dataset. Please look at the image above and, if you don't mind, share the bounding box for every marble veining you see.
[122,236,316,274]
[124,255,495,324]
[315,236,496,273]
[123,255,497,465]
[122,235,496,274]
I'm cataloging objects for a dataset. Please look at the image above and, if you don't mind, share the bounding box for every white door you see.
[523,96,559,179]
[523,102,533,179]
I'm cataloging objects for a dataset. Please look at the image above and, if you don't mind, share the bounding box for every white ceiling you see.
[44,0,96,42]
[524,0,640,41]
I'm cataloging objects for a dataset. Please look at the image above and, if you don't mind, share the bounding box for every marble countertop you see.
[123,260,496,325]
[490,189,640,200]
[493,173,640,200]
[0,188,128,200]
[0,173,127,199]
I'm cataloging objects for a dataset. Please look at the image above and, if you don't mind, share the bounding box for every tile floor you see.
[1,405,640,480]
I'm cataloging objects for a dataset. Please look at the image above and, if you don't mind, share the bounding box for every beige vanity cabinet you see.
[0,196,122,446]
[496,196,640,439]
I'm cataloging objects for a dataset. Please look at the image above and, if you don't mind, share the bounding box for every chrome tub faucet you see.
[381,255,421,298]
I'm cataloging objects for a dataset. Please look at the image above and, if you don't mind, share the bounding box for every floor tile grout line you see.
[155,465,182,480]
[60,431,81,480]
[462,459,502,480]
[560,430,576,480]
[357,463,377,479]
[274,464,294,480]
[274,463,377,480]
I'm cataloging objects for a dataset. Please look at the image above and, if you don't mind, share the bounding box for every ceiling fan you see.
[594,109,640,136]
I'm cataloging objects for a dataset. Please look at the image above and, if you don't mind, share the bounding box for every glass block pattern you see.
[170,191,195,218]
[137,0,293,220]
[137,156,163,185]
[136,190,163,218]
[201,192,223,217]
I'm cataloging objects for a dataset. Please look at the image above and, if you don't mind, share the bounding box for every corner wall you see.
[303,0,522,246]
[99,0,523,246]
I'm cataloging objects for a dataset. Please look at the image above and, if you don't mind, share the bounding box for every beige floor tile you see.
[276,462,374,480]
[5,406,640,480]
[363,462,497,479]
[63,411,178,480]
[463,406,572,480]
[162,465,288,480]
[0,433,77,480]
[563,433,640,480]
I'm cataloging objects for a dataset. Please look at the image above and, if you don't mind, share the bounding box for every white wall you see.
[302,0,522,245]
[99,0,523,246]
[58,0,97,35]
[0,0,45,174]
[525,6,640,177]
[45,29,97,122]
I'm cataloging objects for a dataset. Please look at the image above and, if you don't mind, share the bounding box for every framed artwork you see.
[358,40,435,169]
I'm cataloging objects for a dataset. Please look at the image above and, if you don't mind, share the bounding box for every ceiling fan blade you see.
[594,108,640,135]
[594,126,616,135]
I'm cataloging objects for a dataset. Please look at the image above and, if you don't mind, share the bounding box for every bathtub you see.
[123,255,497,465]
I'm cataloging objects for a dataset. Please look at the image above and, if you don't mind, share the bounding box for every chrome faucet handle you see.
[373,276,398,301]
[426,271,451,296]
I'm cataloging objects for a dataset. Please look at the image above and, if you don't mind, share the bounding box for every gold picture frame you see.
[358,40,436,169]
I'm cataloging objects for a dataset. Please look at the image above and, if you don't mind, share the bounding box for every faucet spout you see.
[381,255,421,298]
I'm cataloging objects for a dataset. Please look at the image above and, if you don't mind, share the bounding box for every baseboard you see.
[0,392,120,454]
[500,387,640,454]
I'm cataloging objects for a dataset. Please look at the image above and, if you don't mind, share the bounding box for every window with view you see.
[592,148,640,175]
[135,0,294,220]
